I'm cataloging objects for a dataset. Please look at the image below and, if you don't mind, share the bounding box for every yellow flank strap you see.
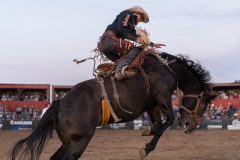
[99,99,111,126]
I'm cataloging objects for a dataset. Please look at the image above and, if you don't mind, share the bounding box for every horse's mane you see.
[159,52,211,90]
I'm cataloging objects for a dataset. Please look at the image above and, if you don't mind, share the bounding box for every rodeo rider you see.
[97,6,166,80]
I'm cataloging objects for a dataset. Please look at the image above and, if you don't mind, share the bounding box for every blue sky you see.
[0,0,240,85]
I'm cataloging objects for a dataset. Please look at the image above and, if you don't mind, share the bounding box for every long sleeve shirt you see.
[105,10,138,41]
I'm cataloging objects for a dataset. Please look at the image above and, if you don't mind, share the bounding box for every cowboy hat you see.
[128,6,149,23]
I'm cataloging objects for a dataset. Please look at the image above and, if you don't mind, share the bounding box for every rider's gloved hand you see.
[153,43,166,48]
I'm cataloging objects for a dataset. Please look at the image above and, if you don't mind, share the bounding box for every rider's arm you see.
[150,42,166,48]
[115,11,138,41]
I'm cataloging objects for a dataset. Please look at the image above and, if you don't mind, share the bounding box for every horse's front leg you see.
[141,106,163,136]
[140,96,174,159]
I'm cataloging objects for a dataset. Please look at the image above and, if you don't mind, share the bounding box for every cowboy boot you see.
[114,67,136,80]
[114,71,124,80]
[114,48,139,80]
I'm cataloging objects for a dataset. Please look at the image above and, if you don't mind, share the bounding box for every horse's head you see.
[177,89,217,134]
[162,54,218,134]
[145,53,218,134]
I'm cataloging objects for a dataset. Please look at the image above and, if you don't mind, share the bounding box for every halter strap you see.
[176,85,204,125]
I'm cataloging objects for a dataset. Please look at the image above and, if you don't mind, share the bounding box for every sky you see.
[0,0,240,85]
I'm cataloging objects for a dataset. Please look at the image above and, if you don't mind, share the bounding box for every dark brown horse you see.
[9,52,216,160]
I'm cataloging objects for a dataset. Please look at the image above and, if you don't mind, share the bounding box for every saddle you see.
[96,49,152,77]
[96,63,115,77]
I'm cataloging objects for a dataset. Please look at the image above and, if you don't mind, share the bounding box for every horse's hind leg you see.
[61,135,93,160]
[51,113,98,160]
[142,107,163,136]
[50,145,67,160]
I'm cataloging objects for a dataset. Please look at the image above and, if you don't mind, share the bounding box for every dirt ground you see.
[1,129,240,160]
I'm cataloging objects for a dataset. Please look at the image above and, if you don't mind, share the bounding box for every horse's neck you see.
[145,53,210,95]
[173,63,201,94]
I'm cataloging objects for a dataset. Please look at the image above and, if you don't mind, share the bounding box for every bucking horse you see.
[9,52,216,160]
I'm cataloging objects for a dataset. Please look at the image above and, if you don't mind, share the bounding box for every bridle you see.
[177,87,205,125]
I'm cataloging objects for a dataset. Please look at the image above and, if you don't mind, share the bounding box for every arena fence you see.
[1,118,240,131]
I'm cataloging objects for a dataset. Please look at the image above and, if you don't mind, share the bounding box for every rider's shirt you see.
[105,10,138,41]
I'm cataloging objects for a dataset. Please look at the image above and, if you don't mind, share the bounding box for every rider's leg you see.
[114,47,140,80]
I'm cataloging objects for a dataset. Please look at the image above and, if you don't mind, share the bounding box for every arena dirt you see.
[1,129,240,160]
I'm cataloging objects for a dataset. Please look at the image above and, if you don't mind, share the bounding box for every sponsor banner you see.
[101,122,133,130]
[1,120,39,130]
[109,123,127,129]
[142,119,151,126]
[10,120,33,130]
[228,125,240,130]
[199,119,228,130]
[207,125,223,129]
[227,119,240,130]
[133,119,143,130]
[1,118,240,130]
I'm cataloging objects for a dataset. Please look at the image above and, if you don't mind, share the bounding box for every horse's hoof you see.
[139,148,147,160]
[141,126,151,136]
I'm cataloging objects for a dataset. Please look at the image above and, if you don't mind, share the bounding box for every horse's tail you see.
[9,100,59,160]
